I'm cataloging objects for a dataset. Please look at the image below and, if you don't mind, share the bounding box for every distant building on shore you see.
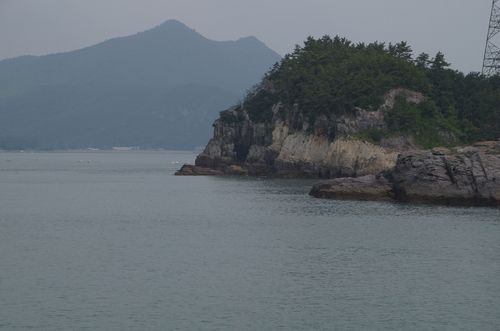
[112,147,140,151]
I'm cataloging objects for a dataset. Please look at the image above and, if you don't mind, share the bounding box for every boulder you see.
[174,164,224,176]
[310,143,500,206]
[310,174,395,201]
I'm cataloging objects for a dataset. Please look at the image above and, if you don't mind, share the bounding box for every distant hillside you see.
[0,20,282,150]
[0,83,239,150]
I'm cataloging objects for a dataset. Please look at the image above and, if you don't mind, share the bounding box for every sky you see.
[0,0,494,74]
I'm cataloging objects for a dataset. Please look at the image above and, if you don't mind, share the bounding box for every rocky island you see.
[176,36,500,206]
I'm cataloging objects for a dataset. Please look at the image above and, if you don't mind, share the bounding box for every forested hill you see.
[234,36,500,147]
[0,20,281,150]
[0,20,280,95]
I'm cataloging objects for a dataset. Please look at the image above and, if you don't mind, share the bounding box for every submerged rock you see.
[310,142,500,206]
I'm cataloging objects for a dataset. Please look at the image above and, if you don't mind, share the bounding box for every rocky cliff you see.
[310,141,500,206]
[176,88,423,178]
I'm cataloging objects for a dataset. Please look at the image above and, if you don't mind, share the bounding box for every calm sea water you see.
[1,152,499,330]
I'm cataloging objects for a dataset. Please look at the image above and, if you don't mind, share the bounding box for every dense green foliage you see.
[270,36,429,117]
[384,96,477,148]
[238,36,500,146]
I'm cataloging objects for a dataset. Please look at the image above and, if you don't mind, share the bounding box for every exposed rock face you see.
[310,141,500,206]
[174,164,224,176]
[175,89,421,178]
[381,88,426,109]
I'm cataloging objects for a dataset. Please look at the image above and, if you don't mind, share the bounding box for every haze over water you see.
[1,152,499,330]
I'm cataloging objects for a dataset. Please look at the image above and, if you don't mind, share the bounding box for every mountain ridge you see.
[0,20,282,150]
[0,19,281,94]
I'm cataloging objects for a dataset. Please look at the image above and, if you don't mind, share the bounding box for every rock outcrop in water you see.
[309,141,500,206]
[175,89,423,178]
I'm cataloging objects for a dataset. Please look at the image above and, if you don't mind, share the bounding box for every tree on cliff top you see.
[233,35,500,145]
[267,36,429,117]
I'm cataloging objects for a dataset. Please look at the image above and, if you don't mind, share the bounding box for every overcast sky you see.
[0,0,494,74]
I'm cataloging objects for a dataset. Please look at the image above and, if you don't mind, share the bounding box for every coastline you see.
[310,142,500,207]
[0,149,199,154]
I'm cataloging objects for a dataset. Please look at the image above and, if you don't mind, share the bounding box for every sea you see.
[1,151,499,330]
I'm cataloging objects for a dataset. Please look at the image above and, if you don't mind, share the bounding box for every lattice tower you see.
[483,0,500,76]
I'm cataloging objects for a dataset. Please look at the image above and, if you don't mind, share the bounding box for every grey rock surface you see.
[310,142,500,206]
[176,89,422,178]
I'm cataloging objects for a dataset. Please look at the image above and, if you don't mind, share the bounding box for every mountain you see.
[0,20,282,150]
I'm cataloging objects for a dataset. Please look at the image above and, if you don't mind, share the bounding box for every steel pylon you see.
[483,0,500,76]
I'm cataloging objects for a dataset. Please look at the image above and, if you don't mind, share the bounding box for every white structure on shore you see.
[112,147,140,151]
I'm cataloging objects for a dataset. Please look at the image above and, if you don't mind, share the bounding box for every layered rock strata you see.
[310,141,500,206]
[176,89,422,178]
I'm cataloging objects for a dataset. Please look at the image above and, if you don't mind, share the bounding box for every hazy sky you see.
[0,0,494,74]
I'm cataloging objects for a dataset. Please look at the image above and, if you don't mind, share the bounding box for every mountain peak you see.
[156,19,190,30]
[142,19,206,42]
[235,36,267,47]
[151,19,198,34]
[0,19,281,94]
[0,19,283,150]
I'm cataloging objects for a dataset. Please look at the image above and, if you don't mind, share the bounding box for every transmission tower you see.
[483,0,500,76]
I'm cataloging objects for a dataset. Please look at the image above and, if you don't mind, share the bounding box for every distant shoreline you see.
[0,149,199,154]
